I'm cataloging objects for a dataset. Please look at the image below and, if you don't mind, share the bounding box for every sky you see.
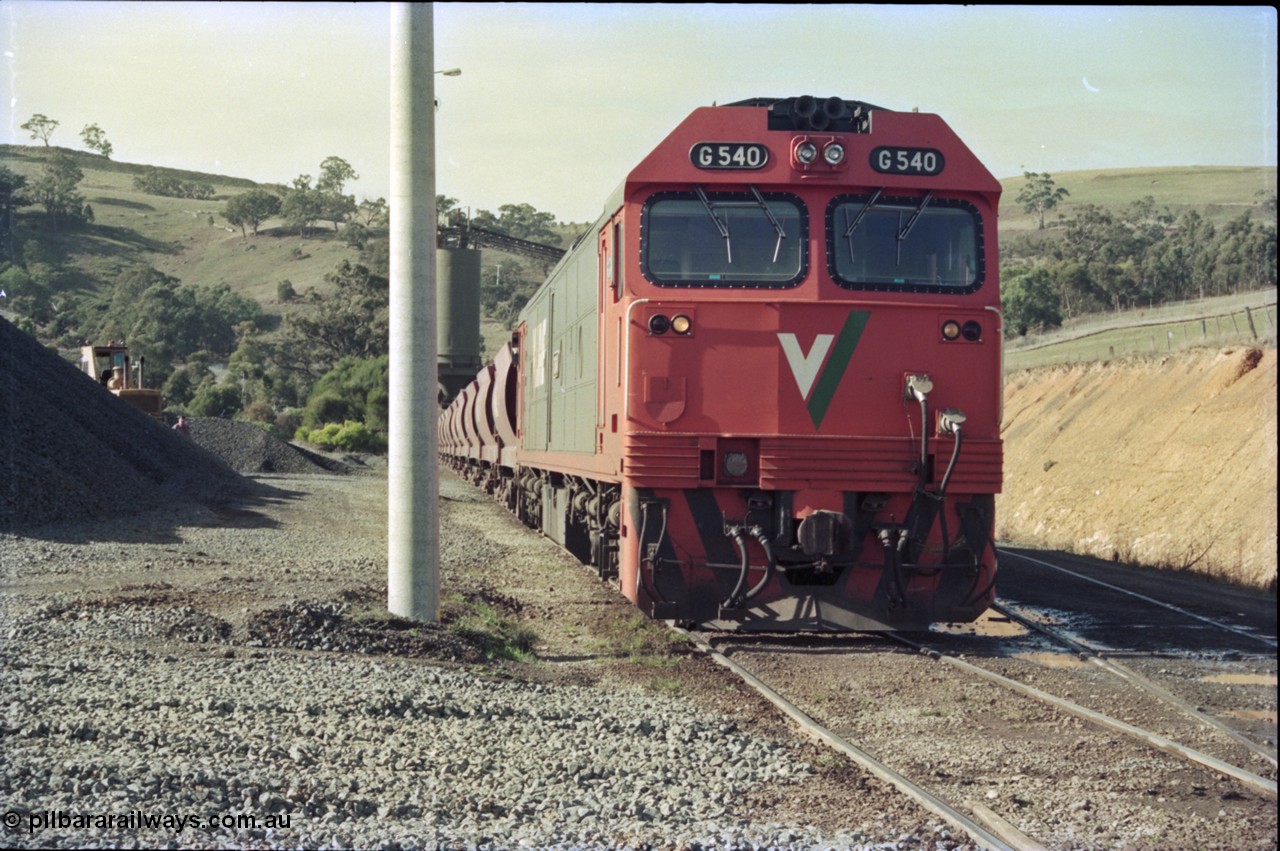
[2,3,1276,224]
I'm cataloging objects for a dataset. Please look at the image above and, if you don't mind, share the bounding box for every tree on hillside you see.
[342,222,369,250]
[358,197,387,227]
[27,153,88,232]
[437,195,461,224]
[315,157,359,233]
[317,156,358,194]
[281,174,325,236]
[273,258,389,380]
[80,123,113,159]
[96,265,263,382]
[223,189,282,238]
[161,357,215,409]
[282,175,324,238]
[132,168,214,199]
[0,166,28,262]
[1016,171,1070,230]
[480,259,541,328]
[1210,211,1277,295]
[1002,266,1063,336]
[470,202,559,244]
[21,114,58,146]
[320,191,357,233]
[1059,204,1130,266]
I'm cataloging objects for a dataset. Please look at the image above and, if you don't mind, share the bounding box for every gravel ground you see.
[1,468,963,850]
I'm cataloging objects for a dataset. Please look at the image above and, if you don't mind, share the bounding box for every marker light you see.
[648,314,670,335]
[795,142,818,164]
[962,320,982,341]
[671,314,692,335]
[823,143,846,165]
[941,320,962,341]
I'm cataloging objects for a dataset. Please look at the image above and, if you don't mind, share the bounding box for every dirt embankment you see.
[997,346,1277,592]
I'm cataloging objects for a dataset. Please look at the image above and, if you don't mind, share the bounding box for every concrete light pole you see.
[387,2,438,622]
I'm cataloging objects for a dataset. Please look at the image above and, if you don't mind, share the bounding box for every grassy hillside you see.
[1,145,593,341]
[1,145,355,321]
[998,166,1276,236]
[2,144,1273,366]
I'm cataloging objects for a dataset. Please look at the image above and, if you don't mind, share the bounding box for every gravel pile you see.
[183,418,351,476]
[245,599,483,662]
[0,317,255,530]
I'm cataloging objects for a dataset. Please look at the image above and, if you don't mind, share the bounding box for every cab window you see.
[827,194,984,293]
[641,190,806,288]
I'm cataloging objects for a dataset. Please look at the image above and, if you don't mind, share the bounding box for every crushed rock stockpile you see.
[998,346,1277,591]
[183,417,350,476]
[0,317,254,530]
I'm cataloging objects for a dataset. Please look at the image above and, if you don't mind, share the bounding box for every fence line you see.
[1007,303,1277,371]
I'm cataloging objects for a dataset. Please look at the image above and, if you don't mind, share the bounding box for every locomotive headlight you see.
[941,320,962,341]
[823,142,846,165]
[795,142,818,164]
[671,314,692,335]
[723,452,749,478]
[648,314,671,335]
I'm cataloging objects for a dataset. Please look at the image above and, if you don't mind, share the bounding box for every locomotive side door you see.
[598,215,625,466]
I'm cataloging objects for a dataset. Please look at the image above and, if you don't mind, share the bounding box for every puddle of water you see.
[1222,709,1278,723]
[1200,673,1278,686]
[932,609,1029,638]
[1015,651,1088,669]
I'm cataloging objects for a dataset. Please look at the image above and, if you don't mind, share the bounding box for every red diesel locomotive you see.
[441,95,1002,630]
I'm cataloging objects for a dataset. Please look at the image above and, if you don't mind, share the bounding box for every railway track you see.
[675,627,1031,851]
[678,548,1277,849]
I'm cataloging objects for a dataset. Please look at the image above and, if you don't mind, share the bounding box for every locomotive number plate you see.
[691,142,770,170]
[871,146,945,176]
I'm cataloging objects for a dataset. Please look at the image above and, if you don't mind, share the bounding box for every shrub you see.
[365,385,390,432]
[188,383,243,418]
[301,355,389,433]
[161,361,215,407]
[296,420,384,453]
[275,409,302,436]
[240,399,275,424]
[302,392,356,430]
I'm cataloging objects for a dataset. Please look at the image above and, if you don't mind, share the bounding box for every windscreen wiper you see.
[694,185,732,264]
[896,191,933,264]
[844,188,883,263]
[749,186,786,263]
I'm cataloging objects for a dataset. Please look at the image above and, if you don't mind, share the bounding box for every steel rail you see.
[1002,550,1278,650]
[672,627,1034,851]
[888,633,1278,801]
[993,599,1278,768]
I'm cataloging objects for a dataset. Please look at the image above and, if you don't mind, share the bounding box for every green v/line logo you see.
[778,310,870,429]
